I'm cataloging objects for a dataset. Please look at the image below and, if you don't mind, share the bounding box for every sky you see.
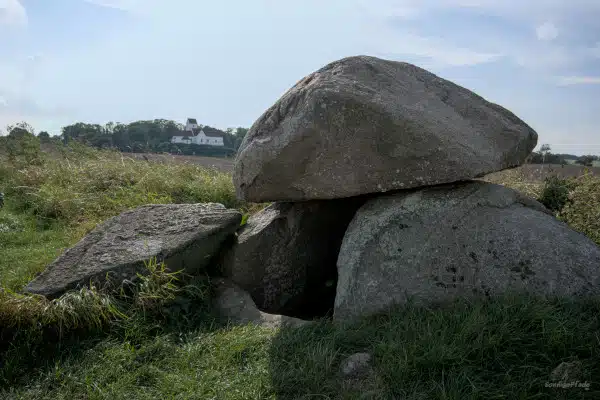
[0,0,599,155]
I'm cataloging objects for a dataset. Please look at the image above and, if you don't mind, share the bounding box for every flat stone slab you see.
[212,278,313,329]
[25,203,241,298]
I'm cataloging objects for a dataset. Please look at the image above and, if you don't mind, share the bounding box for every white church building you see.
[171,118,225,146]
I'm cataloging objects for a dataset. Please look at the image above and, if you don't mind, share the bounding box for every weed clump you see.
[0,258,210,337]
[559,173,600,245]
[0,258,214,386]
[538,175,574,213]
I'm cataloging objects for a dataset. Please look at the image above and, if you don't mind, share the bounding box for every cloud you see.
[371,32,503,67]
[354,1,505,68]
[362,0,600,19]
[0,55,43,100]
[447,0,600,17]
[536,21,558,41]
[0,0,27,27]
[362,0,600,75]
[357,1,421,19]
[0,88,73,121]
[557,76,600,85]
[512,45,576,71]
[589,43,600,58]
[0,63,24,94]
[3,0,598,139]
[0,54,69,121]
[82,0,142,11]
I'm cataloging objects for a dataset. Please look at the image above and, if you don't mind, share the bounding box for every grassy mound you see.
[1,139,599,398]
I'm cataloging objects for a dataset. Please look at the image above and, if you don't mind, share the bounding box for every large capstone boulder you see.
[334,181,600,321]
[25,203,241,298]
[234,55,537,202]
[221,198,365,318]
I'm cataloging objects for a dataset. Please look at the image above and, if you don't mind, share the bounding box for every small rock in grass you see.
[340,352,373,378]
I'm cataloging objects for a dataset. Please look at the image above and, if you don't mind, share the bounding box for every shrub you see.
[537,175,574,213]
[559,173,600,245]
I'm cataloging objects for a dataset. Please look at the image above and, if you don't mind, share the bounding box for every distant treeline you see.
[528,146,599,166]
[2,122,599,165]
[1,120,249,158]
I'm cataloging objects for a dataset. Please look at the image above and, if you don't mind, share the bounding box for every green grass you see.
[0,209,83,291]
[1,139,599,398]
[2,295,599,399]
[2,143,242,225]
[559,174,600,245]
[0,141,257,292]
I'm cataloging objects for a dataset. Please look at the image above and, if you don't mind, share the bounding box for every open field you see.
[129,155,600,181]
[1,143,599,398]
[129,152,236,172]
[486,164,600,182]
